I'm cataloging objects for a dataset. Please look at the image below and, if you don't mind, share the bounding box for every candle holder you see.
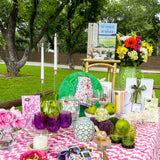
[28,129,50,153]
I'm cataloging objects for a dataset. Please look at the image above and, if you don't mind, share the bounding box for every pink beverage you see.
[60,111,72,128]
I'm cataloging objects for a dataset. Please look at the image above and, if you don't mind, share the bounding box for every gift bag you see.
[112,90,125,113]
[22,95,41,127]
[123,78,154,114]
[74,76,93,106]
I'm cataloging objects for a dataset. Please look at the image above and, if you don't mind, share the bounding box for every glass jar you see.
[60,96,80,122]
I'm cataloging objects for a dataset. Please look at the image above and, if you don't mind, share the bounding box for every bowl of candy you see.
[84,105,97,118]
[20,150,48,160]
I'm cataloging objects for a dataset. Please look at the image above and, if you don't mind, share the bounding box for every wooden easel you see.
[81,59,120,89]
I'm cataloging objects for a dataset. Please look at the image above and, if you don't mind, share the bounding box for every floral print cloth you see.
[22,95,40,128]
[74,76,93,106]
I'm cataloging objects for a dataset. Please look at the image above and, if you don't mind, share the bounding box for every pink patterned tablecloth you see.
[0,109,160,160]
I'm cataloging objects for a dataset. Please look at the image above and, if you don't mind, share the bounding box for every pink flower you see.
[4,124,13,132]
[0,121,6,131]
[12,118,26,129]
[136,36,141,42]
[0,110,14,132]
[10,107,22,120]
[0,107,26,132]
[134,43,141,51]
[2,111,14,124]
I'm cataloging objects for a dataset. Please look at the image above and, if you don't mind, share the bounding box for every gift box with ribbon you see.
[123,78,154,114]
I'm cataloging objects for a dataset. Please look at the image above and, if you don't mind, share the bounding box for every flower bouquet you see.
[0,107,26,150]
[116,32,153,67]
[116,32,153,89]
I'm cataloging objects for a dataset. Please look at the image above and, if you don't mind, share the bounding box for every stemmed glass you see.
[90,89,100,105]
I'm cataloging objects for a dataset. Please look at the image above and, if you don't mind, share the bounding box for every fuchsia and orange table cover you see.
[0,108,160,160]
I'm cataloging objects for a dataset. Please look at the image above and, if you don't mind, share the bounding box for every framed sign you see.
[87,23,117,60]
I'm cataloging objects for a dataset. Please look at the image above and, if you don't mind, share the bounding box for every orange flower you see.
[125,37,137,48]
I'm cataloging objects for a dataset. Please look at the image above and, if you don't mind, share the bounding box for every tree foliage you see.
[103,0,160,56]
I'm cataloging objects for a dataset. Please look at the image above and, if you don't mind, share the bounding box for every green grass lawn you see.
[0,64,160,103]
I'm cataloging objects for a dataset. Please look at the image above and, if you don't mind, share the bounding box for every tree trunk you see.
[67,51,75,70]
[0,0,70,77]
[6,61,20,77]
[156,37,159,56]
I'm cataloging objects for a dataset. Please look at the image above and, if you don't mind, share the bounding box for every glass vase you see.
[118,66,137,90]
[0,131,16,150]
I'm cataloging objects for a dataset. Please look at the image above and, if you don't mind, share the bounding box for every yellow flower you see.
[147,45,153,56]
[116,46,128,59]
[142,42,149,48]
[141,54,148,62]
[142,42,153,56]
[128,51,138,60]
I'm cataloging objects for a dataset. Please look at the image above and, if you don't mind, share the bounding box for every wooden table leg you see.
[85,61,89,73]
[112,63,117,89]
[108,68,111,82]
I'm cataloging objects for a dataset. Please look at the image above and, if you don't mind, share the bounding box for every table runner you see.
[0,109,160,160]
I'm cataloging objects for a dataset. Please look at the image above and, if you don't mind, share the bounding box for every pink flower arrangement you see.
[0,107,26,133]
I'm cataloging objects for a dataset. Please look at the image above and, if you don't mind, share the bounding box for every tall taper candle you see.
[54,33,57,74]
[41,43,44,83]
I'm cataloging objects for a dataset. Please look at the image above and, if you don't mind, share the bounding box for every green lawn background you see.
[0,64,159,103]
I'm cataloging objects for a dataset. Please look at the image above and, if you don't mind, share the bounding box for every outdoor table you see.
[0,108,160,160]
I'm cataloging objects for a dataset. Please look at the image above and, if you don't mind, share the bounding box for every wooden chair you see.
[81,59,120,89]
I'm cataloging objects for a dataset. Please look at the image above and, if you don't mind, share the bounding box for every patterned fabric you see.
[74,76,93,106]
[22,95,41,128]
[0,108,160,160]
